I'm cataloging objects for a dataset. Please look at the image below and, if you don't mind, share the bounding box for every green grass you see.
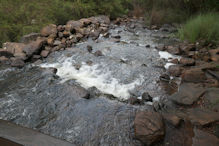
[178,13,219,43]
[0,0,131,47]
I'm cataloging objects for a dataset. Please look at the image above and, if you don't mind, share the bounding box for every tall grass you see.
[178,13,219,43]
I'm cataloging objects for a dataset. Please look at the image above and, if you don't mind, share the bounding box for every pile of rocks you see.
[0,16,110,68]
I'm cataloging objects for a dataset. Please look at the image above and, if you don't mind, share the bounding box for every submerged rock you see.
[134,111,165,145]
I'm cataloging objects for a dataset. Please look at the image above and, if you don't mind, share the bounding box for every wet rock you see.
[71,85,90,99]
[170,58,178,64]
[87,86,102,98]
[209,48,219,61]
[94,50,103,57]
[186,108,219,126]
[90,30,100,40]
[11,58,25,68]
[111,35,121,39]
[87,45,93,53]
[40,50,49,58]
[179,58,195,66]
[142,92,153,102]
[145,45,150,48]
[160,74,170,82]
[170,83,205,105]
[192,129,219,146]
[162,113,181,127]
[168,65,183,77]
[182,69,207,83]
[86,60,93,66]
[20,33,40,44]
[41,67,57,75]
[128,97,142,105]
[153,101,161,111]
[41,24,57,37]
[134,111,165,145]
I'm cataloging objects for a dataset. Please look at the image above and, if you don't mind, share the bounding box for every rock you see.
[47,37,54,46]
[159,74,170,82]
[11,58,25,68]
[20,33,40,44]
[87,86,102,98]
[166,46,180,55]
[168,65,183,77]
[111,35,121,39]
[0,56,9,63]
[186,108,219,126]
[179,58,195,66]
[40,50,49,58]
[128,97,142,105]
[71,85,90,99]
[58,32,63,38]
[57,25,64,32]
[94,50,103,57]
[53,40,61,46]
[209,48,219,61]
[170,83,205,105]
[180,44,196,54]
[79,18,92,27]
[145,45,150,48]
[63,31,70,37]
[170,58,178,64]
[87,45,93,53]
[41,24,57,37]
[204,88,219,111]
[90,30,100,40]
[153,101,161,111]
[142,92,153,102]
[182,69,207,83]
[155,45,165,51]
[0,50,13,58]
[134,111,165,145]
[192,129,219,146]
[65,20,83,33]
[23,39,46,57]
[162,113,181,127]
[41,67,57,75]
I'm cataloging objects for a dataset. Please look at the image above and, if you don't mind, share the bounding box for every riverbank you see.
[0,16,218,145]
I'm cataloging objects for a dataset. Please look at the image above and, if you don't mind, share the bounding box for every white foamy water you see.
[40,58,143,100]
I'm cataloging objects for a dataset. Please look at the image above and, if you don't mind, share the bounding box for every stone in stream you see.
[170,83,205,106]
[40,50,49,58]
[40,24,57,37]
[87,45,93,53]
[142,92,153,102]
[94,50,103,57]
[159,74,170,82]
[134,111,165,145]
[10,58,25,68]
[128,97,143,105]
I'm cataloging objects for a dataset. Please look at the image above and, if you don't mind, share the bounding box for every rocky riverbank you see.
[0,16,218,145]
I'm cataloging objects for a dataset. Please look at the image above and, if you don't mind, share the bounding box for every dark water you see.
[0,19,175,145]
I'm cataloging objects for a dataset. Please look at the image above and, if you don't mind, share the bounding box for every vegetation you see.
[178,13,219,43]
[0,0,131,47]
[0,0,219,46]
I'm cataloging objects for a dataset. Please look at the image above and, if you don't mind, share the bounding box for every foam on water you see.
[40,58,143,100]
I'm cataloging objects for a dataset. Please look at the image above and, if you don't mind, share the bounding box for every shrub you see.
[178,13,219,43]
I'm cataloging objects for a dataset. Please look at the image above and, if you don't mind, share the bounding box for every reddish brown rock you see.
[168,65,183,77]
[166,45,180,55]
[209,48,219,61]
[170,58,179,64]
[47,37,54,46]
[134,111,165,145]
[186,108,219,126]
[179,58,195,66]
[182,69,207,83]
[40,24,57,37]
[162,113,181,127]
[192,129,219,146]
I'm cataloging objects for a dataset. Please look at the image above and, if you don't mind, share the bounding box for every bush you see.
[178,13,219,43]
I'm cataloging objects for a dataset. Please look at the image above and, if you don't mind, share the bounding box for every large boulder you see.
[134,111,165,145]
[170,83,205,105]
[2,42,26,60]
[23,38,46,57]
[20,33,40,44]
[41,24,57,37]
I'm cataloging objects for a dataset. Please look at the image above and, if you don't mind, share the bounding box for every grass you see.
[178,13,219,43]
[0,0,131,47]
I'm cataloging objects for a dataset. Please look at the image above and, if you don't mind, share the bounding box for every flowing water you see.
[0,19,176,145]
